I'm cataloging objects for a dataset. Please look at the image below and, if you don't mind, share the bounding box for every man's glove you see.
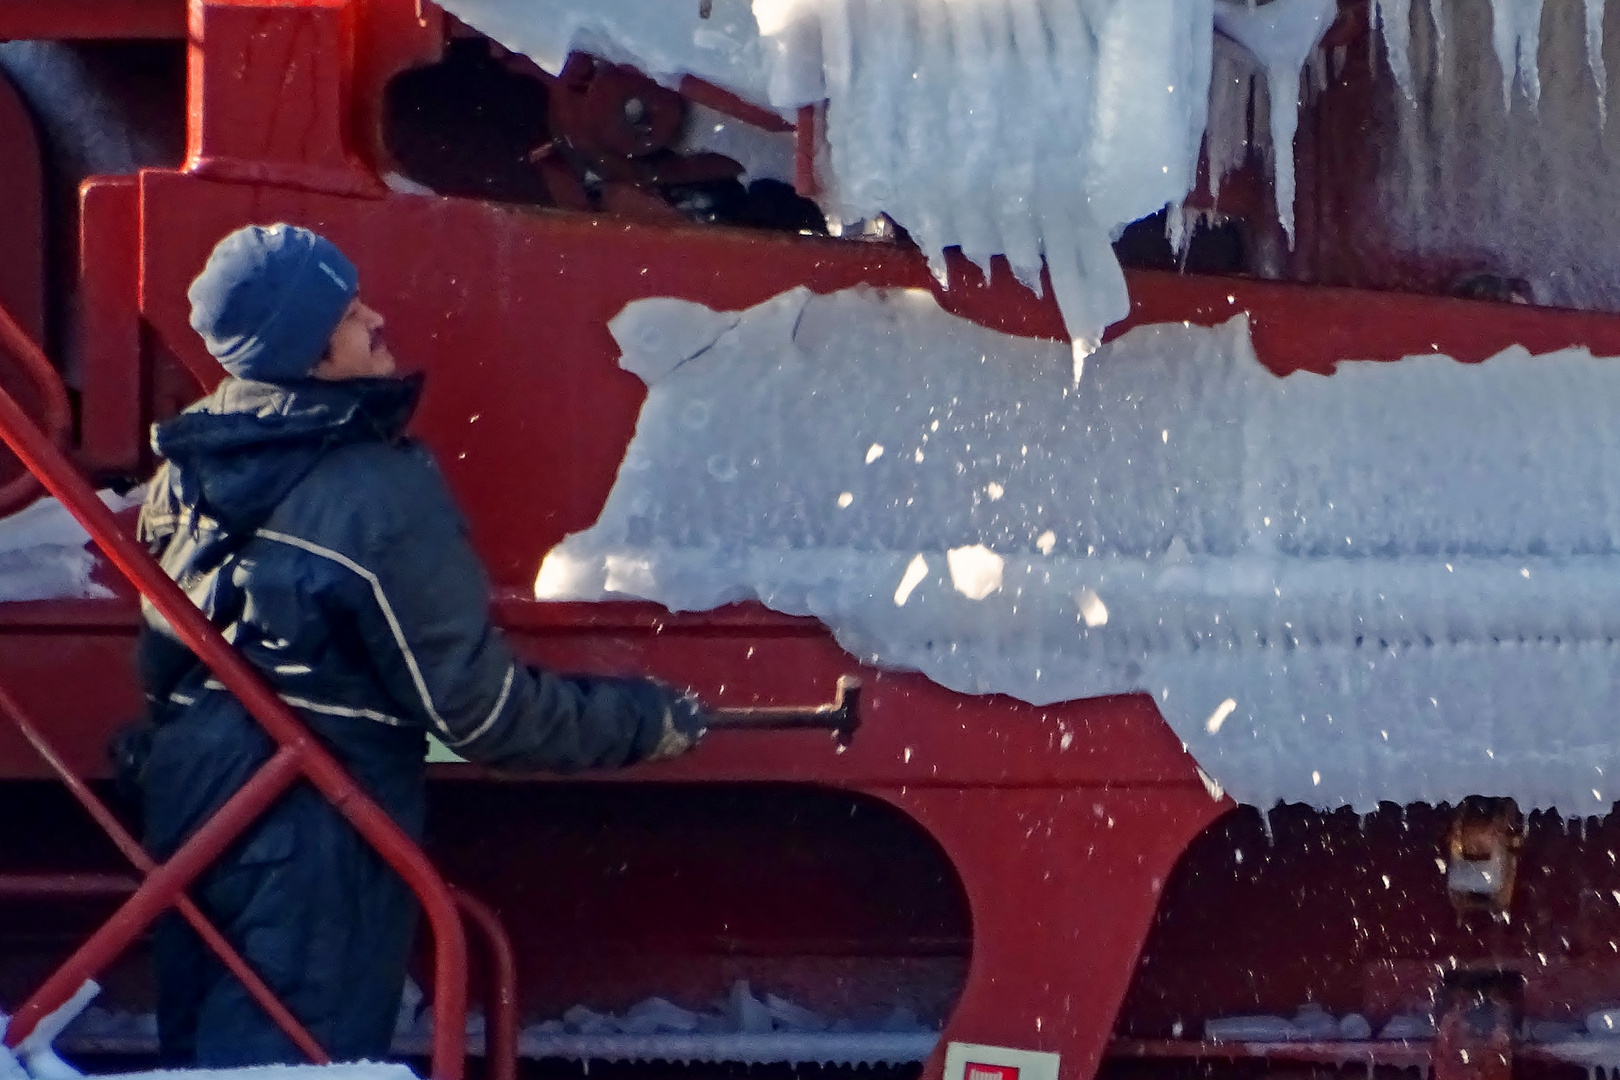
[646,692,708,762]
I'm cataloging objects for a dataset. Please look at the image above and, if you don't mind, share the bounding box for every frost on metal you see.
[541,286,1620,815]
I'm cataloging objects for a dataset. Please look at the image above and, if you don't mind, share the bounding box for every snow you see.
[62,981,932,1069]
[2,980,99,1080]
[1206,1005,1372,1042]
[541,285,1620,815]
[0,489,141,604]
[515,981,935,1065]
[92,1068,417,1080]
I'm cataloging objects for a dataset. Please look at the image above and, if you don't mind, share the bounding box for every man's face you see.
[312,297,396,380]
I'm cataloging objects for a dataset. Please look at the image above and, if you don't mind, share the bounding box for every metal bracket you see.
[706,676,862,746]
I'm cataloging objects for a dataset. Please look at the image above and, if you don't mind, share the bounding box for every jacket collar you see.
[149,373,425,536]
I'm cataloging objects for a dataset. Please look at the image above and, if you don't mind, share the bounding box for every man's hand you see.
[646,692,708,762]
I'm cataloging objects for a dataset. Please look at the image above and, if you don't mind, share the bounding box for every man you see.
[134,223,705,1067]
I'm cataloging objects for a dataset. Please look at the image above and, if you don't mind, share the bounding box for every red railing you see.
[0,301,483,1078]
[0,301,71,517]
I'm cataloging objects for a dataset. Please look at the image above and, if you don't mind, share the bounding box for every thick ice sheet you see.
[539,287,1620,813]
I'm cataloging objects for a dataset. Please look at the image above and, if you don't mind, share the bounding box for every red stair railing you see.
[0,294,70,517]
[0,302,476,1079]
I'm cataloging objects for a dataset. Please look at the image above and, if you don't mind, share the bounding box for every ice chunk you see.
[1379,1013,1436,1040]
[548,286,1620,813]
[765,994,828,1032]
[610,298,743,383]
[1075,587,1109,627]
[726,982,774,1035]
[620,998,701,1035]
[1291,1004,1339,1039]
[1214,0,1336,241]
[893,555,930,607]
[563,1005,620,1035]
[1204,1015,1303,1041]
[947,545,1004,601]
[0,490,141,603]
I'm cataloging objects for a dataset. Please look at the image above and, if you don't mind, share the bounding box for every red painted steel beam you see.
[0,0,184,39]
[0,303,470,1078]
[0,68,63,514]
[76,178,144,478]
[185,0,384,198]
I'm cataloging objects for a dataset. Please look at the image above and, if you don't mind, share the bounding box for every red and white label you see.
[945,1042,1060,1080]
[966,1064,1021,1080]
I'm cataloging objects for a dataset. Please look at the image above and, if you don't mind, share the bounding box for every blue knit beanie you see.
[187,224,359,382]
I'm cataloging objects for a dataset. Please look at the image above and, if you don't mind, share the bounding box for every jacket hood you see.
[151,374,423,536]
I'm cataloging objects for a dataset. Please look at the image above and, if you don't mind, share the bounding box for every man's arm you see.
[322,455,700,770]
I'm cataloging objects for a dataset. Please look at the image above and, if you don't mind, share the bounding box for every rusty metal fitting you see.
[1445,797,1524,915]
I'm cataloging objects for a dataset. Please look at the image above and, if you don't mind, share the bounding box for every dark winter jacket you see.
[136,374,684,849]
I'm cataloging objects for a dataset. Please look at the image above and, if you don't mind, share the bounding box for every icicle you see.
[1587,0,1609,125]
[1307,45,1328,95]
[1214,0,1338,243]
[1427,0,1448,83]
[1488,0,1546,110]
[1376,0,1417,102]
[1166,200,1190,256]
[1206,36,1257,203]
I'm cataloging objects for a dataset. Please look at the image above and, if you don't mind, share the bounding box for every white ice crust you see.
[540,286,1620,815]
[430,0,1335,359]
[0,490,139,605]
[427,0,777,105]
